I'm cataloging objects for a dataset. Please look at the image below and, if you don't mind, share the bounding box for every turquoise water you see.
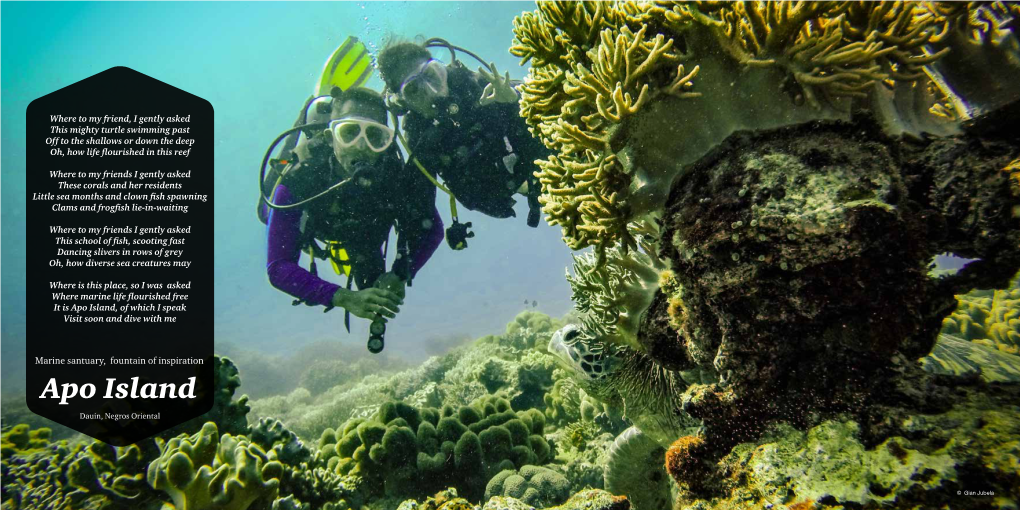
[0,1,575,391]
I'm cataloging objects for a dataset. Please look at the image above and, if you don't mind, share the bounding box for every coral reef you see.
[513,1,963,256]
[146,422,283,510]
[942,272,1020,355]
[216,340,408,400]
[1,428,93,510]
[250,312,566,442]
[319,397,551,502]
[676,383,1020,509]
[484,465,571,508]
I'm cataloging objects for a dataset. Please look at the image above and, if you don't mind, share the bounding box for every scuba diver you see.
[261,86,444,353]
[377,38,551,249]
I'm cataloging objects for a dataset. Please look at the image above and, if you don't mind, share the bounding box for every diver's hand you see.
[332,287,402,322]
[478,62,519,106]
[375,271,406,301]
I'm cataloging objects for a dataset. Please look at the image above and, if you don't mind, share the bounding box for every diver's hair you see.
[377,39,433,92]
[331,87,388,124]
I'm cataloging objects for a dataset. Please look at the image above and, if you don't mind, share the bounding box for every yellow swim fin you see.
[315,36,374,96]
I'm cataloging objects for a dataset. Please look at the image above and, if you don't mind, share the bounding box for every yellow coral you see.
[514,0,954,257]
[942,274,1020,355]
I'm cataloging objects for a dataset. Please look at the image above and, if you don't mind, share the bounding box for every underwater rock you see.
[397,488,476,510]
[652,112,1019,456]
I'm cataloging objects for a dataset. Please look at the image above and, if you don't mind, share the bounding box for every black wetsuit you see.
[276,132,440,290]
[402,61,550,221]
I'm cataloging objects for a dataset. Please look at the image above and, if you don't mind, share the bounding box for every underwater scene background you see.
[2,2,1020,510]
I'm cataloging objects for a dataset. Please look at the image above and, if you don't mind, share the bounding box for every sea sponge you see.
[664,434,710,494]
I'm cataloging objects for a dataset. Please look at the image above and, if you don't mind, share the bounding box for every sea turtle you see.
[549,324,1020,510]
[548,324,697,510]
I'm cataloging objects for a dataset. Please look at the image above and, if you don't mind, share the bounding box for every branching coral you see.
[513,1,966,256]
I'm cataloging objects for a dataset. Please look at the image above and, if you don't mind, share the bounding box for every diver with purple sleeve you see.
[262,87,443,353]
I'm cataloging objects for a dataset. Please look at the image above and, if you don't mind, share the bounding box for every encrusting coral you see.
[513,1,965,259]
[318,397,551,503]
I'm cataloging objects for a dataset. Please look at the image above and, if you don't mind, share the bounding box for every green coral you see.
[249,418,311,467]
[249,313,566,443]
[543,373,583,428]
[146,422,282,510]
[322,397,551,502]
[485,465,570,508]
[695,387,1020,509]
[66,440,163,508]
[161,356,252,440]
[942,272,1020,355]
[1,426,94,510]
[1,425,52,459]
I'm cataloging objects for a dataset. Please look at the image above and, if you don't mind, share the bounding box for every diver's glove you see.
[478,63,519,106]
[446,220,474,250]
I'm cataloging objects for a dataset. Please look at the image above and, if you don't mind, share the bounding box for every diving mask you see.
[399,59,449,103]
[328,117,395,153]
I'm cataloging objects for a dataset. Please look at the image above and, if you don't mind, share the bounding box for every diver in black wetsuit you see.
[378,40,550,248]
[263,87,444,352]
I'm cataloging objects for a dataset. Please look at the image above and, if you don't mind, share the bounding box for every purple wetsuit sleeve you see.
[409,207,444,278]
[266,184,340,307]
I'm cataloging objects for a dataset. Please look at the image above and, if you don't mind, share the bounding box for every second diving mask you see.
[399,59,449,103]
[328,117,395,153]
